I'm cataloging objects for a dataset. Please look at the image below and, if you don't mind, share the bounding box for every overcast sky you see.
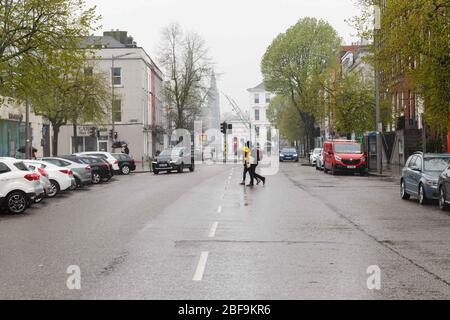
[86,0,362,114]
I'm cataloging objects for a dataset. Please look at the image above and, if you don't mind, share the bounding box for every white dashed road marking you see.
[193,252,209,281]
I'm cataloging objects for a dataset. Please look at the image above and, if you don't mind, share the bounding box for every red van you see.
[323,140,367,176]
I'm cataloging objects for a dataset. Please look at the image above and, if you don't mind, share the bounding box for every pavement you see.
[1,162,450,299]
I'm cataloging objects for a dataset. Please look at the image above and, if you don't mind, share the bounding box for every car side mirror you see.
[412,166,421,172]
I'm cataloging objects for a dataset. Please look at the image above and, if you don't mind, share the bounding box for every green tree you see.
[351,0,450,150]
[0,0,99,92]
[18,49,109,155]
[333,72,376,136]
[261,17,341,151]
[267,95,304,144]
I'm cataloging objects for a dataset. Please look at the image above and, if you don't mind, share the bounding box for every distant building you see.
[57,30,168,159]
[201,71,221,132]
[247,82,275,152]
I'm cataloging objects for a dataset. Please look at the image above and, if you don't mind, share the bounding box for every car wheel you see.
[189,163,195,172]
[6,191,27,214]
[48,180,60,198]
[331,166,337,176]
[177,163,183,173]
[418,183,428,205]
[439,187,447,211]
[324,167,328,174]
[400,179,410,200]
[92,173,101,184]
[34,196,43,204]
[121,165,130,175]
[153,170,159,175]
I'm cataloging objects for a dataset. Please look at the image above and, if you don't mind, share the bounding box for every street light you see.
[374,5,383,175]
[111,52,135,151]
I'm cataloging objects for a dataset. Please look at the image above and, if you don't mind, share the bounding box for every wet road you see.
[1,163,450,299]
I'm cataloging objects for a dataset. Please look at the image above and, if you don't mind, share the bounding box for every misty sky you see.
[85,0,362,114]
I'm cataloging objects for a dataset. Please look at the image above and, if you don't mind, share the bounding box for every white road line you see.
[217,205,222,213]
[193,252,209,281]
[208,222,219,238]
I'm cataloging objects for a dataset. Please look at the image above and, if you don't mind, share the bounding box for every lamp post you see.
[374,4,383,175]
[111,52,134,151]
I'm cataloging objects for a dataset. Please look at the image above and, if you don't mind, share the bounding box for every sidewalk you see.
[367,163,402,183]
[133,161,153,173]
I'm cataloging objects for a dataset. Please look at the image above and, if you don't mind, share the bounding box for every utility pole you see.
[374,4,383,175]
[25,100,31,159]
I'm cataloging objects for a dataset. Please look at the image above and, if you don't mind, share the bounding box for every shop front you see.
[0,118,26,158]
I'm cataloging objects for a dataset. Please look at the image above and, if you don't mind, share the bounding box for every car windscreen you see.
[424,157,450,172]
[313,149,322,154]
[14,162,30,171]
[334,144,361,154]
[160,149,183,157]
[282,149,296,153]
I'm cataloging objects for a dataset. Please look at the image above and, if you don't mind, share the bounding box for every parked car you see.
[76,152,120,172]
[279,148,299,162]
[438,164,450,211]
[401,152,450,205]
[323,140,366,176]
[23,160,74,198]
[63,155,112,184]
[316,149,324,171]
[309,148,322,166]
[24,162,51,203]
[152,147,195,174]
[40,157,92,188]
[112,153,136,175]
[0,158,44,214]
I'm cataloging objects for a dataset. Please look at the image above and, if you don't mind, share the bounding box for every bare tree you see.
[158,23,213,131]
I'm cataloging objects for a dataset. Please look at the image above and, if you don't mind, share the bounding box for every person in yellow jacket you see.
[239,141,251,186]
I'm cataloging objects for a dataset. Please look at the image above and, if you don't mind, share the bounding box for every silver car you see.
[40,157,92,188]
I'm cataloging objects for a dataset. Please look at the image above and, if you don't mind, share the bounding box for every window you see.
[254,94,260,104]
[415,156,422,170]
[265,93,271,103]
[113,99,122,122]
[14,162,29,171]
[112,67,122,86]
[255,109,260,121]
[0,162,11,174]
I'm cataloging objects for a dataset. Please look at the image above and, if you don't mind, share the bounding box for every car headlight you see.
[294,154,298,157]
[335,155,342,161]
[280,154,284,157]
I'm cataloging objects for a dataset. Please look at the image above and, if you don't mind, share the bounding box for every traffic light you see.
[228,124,233,131]
[114,131,118,140]
[220,122,227,134]
[109,129,113,139]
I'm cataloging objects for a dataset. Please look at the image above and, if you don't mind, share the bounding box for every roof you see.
[80,36,126,49]
[247,82,266,92]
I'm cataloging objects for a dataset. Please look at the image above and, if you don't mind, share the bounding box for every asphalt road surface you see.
[1,163,450,299]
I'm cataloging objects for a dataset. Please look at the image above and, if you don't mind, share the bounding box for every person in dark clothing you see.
[249,144,266,186]
[123,145,130,155]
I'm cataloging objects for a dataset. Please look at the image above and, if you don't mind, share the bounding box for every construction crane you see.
[222,92,252,143]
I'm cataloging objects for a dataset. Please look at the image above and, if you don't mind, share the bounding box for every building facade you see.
[0,99,50,158]
[247,82,274,152]
[57,31,168,160]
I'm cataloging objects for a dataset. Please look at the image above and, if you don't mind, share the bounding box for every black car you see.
[152,147,195,174]
[438,163,450,211]
[112,153,136,175]
[60,155,112,184]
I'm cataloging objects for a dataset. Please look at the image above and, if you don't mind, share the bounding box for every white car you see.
[76,152,120,171]
[23,160,74,198]
[24,162,52,203]
[0,158,44,214]
[309,148,323,166]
